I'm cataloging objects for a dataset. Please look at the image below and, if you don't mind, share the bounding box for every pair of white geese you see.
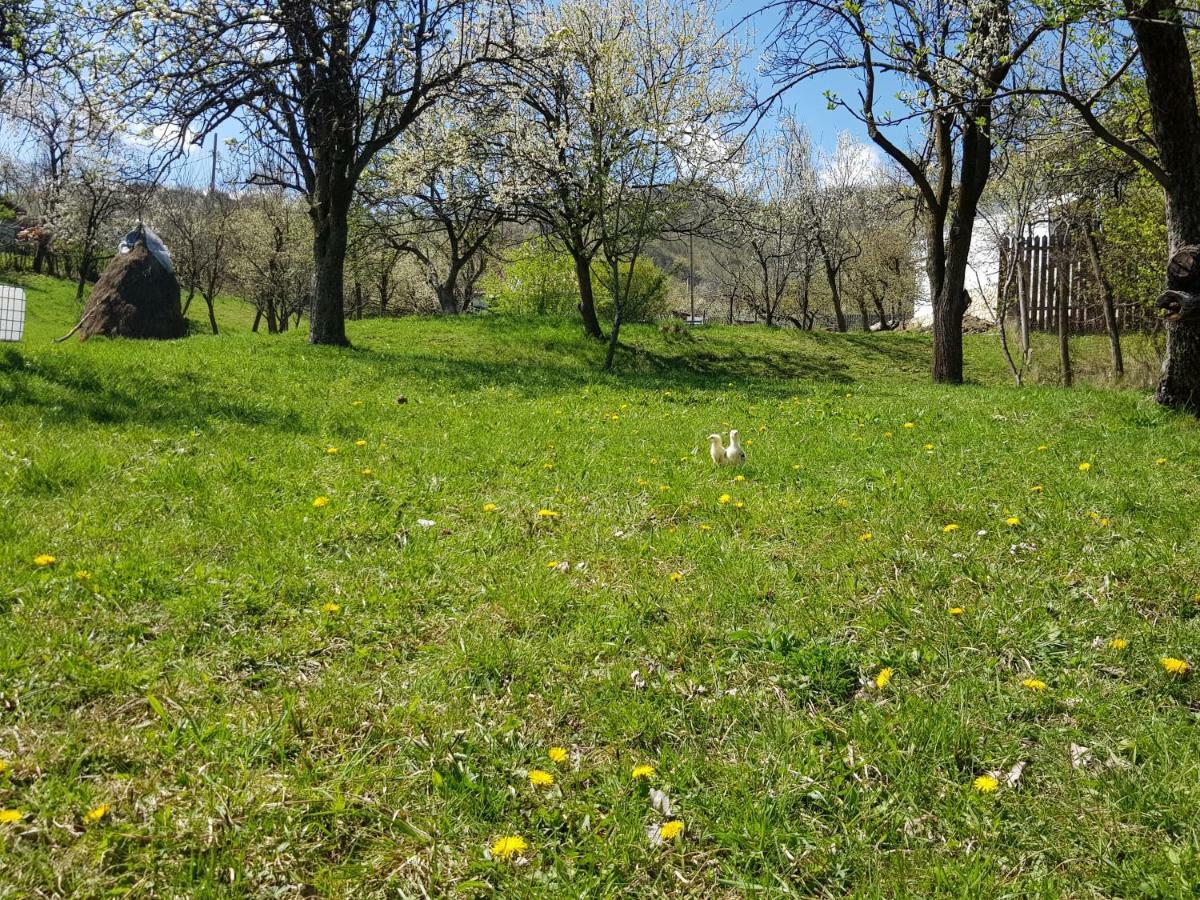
[708,429,746,467]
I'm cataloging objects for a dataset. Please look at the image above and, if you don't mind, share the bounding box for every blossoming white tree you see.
[109,0,516,346]
[507,0,747,353]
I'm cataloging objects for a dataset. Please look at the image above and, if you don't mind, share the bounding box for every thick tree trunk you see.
[436,284,459,315]
[252,309,262,332]
[1128,0,1200,410]
[931,287,967,383]
[822,258,846,332]
[308,195,351,346]
[1083,225,1123,378]
[572,252,604,339]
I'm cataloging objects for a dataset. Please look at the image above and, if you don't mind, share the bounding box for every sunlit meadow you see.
[1,276,1199,896]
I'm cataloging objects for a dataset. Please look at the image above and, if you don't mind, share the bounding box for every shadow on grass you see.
[0,313,937,431]
[0,346,310,432]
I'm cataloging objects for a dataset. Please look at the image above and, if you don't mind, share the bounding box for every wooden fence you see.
[1000,233,1148,334]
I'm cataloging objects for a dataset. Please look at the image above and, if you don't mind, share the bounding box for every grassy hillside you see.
[1,274,1199,896]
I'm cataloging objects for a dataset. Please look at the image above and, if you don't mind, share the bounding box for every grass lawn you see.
[2,274,1199,897]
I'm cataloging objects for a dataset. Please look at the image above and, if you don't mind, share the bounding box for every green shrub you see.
[480,237,581,316]
[482,238,673,323]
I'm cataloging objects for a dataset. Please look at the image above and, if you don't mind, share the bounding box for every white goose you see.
[725,429,746,466]
[708,430,747,466]
[708,433,727,466]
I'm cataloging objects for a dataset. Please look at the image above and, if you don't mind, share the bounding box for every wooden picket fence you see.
[1000,233,1149,334]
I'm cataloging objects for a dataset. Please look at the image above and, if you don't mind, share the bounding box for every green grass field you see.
[2,274,1199,897]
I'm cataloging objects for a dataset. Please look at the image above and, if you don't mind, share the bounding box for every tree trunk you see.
[931,286,967,383]
[572,252,604,339]
[603,259,624,371]
[1057,276,1072,387]
[75,249,91,303]
[1128,0,1200,411]
[252,309,262,332]
[822,255,847,332]
[308,194,351,346]
[204,296,219,335]
[1083,224,1123,378]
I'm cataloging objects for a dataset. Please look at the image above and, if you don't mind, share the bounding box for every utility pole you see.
[208,133,218,195]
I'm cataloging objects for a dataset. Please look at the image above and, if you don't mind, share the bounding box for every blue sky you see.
[719,0,879,153]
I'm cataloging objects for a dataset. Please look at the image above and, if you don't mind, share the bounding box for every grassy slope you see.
[1,274,1199,897]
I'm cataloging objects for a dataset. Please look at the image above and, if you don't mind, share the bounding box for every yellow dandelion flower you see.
[903,422,915,429]
[351,400,363,406]
[1099,517,1109,527]
[75,570,91,581]
[874,667,893,690]
[632,764,656,780]
[1037,445,1048,451]
[1161,657,1191,676]
[1030,485,1043,493]
[355,440,367,447]
[0,809,22,824]
[659,484,670,492]
[326,447,339,455]
[669,572,684,583]
[718,494,732,505]
[312,496,329,508]
[734,474,745,482]
[1078,462,1091,472]
[948,607,965,616]
[1021,678,1048,692]
[543,462,554,470]
[698,523,711,531]
[610,414,620,421]
[792,463,801,469]
[83,804,109,824]
[361,468,374,476]
[973,775,999,793]
[548,747,568,764]
[33,554,56,567]
[942,523,959,533]
[858,532,873,542]
[528,769,554,788]
[1156,458,1167,465]
[0,760,8,774]
[1006,516,1021,527]
[923,443,934,450]
[659,820,685,840]
[482,502,498,512]
[1108,638,1128,650]
[537,509,559,518]
[836,498,850,508]
[490,835,528,859]
[734,501,745,508]
[637,478,649,486]
[322,602,340,613]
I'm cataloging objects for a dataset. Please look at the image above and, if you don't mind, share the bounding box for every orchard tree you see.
[769,0,1053,381]
[359,99,512,315]
[111,0,516,346]
[508,0,745,345]
[1018,0,1200,412]
[723,119,817,327]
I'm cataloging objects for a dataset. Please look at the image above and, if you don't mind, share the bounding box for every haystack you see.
[79,237,186,340]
